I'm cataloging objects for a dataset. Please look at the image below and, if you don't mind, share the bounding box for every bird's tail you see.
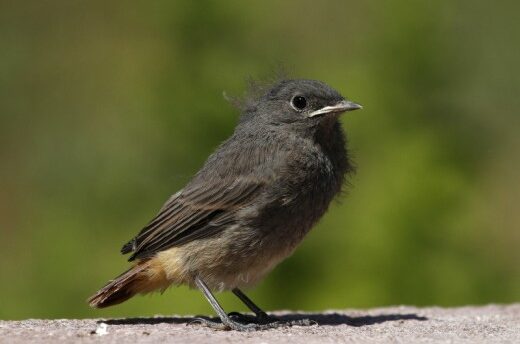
[88,260,168,308]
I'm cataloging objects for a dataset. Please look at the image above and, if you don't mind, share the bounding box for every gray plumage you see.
[89,79,361,328]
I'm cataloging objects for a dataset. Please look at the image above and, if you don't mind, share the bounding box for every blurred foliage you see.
[0,0,518,320]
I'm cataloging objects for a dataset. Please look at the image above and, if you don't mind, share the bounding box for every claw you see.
[188,317,230,331]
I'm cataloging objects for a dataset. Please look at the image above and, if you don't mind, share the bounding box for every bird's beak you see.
[308,100,363,117]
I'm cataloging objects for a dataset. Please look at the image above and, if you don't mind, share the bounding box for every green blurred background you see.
[1,1,519,320]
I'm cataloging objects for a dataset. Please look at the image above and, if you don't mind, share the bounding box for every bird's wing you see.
[120,175,266,261]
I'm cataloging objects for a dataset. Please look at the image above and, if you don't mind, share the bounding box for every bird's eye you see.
[291,96,307,111]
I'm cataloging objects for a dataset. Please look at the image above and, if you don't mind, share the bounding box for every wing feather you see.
[122,176,265,261]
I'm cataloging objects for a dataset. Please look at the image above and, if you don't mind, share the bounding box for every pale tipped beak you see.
[308,100,363,117]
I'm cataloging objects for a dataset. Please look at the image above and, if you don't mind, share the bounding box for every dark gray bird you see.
[88,79,362,331]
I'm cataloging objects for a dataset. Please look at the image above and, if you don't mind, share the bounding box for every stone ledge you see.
[1,304,519,343]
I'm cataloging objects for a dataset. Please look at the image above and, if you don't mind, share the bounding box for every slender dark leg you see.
[191,276,270,331]
[230,288,314,327]
[231,288,273,323]
[189,277,315,331]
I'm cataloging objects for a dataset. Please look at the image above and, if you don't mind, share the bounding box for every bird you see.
[88,79,362,331]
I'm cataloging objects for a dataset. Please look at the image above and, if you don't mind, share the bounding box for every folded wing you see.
[121,175,265,261]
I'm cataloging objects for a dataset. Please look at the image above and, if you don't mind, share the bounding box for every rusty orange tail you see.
[88,260,166,308]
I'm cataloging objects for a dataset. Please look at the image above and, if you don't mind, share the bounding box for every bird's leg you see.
[230,288,315,327]
[230,288,275,324]
[190,276,263,331]
[189,276,315,331]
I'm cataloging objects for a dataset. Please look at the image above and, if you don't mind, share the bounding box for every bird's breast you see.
[248,142,347,250]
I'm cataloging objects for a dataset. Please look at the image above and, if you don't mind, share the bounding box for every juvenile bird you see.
[88,79,362,331]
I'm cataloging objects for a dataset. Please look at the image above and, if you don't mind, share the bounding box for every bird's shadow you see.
[103,312,427,327]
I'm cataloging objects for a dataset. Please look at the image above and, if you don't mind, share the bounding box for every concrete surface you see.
[1,304,519,343]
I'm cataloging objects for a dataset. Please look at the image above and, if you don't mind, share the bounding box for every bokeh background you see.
[1,0,518,320]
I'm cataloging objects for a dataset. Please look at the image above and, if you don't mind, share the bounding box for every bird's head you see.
[239,79,362,130]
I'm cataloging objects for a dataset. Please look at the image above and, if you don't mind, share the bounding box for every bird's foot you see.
[228,311,315,327]
[188,314,316,331]
[188,316,267,331]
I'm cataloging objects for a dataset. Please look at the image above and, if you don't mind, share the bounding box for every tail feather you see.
[88,261,158,308]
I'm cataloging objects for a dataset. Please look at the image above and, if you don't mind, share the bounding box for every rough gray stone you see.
[1,304,519,343]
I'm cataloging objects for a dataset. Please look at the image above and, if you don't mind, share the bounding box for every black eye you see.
[291,96,307,110]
